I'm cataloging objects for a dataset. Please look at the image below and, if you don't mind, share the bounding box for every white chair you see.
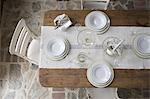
[9,19,40,65]
[87,88,120,99]
[81,0,110,10]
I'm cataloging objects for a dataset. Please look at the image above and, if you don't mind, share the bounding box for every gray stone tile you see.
[4,91,15,99]
[114,4,125,10]
[8,64,22,90]
[117,88,148,99]
[78,88,87,99]
[0,64,9,80]
[143,88,150,98]
[53,88,65,91]
[43,0,58,11]
[119,0,128,5]
[126,0,134,10]
[15,90,26,99]
[38,90,52,99]
[67,92,77,99]
[66,1,81,10]
[32,1,42,13]
[27,77,48,99]
[57,1,67,10]
[1,28,15,48]
[21,67,38,91]
[52,93,65,99]
[25,15,42,35]
[0,80,9,98]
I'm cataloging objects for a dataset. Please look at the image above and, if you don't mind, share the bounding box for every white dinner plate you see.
[133,34,150,58]
[87,62,114,88]
[44,38,71,61]
[51,40,70,60]
[85,11,110,33]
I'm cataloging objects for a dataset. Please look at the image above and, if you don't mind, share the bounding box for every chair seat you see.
[27,39,40,65]
[88,88,120,99]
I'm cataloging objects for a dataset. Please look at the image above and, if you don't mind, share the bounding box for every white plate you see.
[85,11,107,29]
[97,21,110,35]
[133,34,150,58]
[85,11,110,33]
[136,35,150,54]
[52,39,70,58]
[51,41,70,60]
[47,39,66,56]
[45,38,70,61]
[87,62,114,88]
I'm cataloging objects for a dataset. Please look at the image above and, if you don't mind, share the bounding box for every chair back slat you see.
[9,18,39,65]
[19,32,31,56]
[9,19,33,58]
[15,27,27,53]
[82,0,110,10]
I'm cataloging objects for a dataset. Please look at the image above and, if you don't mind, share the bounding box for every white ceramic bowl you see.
[85,11,110,32]
[133,34,150,58]
[136,35,150,54]
[87,62,114,87]
[45,38,70,61]
[92,64,111,84]
[47,39,66,56]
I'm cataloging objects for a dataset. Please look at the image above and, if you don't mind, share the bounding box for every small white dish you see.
[85,11,110,33]
[87,62,114,87]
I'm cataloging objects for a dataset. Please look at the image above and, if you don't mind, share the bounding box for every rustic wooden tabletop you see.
[40,10,150,88]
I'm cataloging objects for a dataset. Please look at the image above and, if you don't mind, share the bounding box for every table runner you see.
[40,26,150,69]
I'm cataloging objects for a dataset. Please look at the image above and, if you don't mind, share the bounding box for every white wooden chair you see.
[81,0,110,10]
[9,19,40,65]
[87,88,120,99]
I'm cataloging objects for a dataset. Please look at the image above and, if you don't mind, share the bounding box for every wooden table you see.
[40,10,150,88]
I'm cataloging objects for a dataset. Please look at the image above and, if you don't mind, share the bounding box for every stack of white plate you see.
[87,62,114,88]
[85,11,110,34]
[133,34,150,59]
[44,37,70,61]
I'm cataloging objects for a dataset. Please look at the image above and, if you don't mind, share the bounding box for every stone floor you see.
[0,0,150,99]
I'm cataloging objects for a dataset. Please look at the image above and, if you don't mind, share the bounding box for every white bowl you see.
[47,39,66,56]
[136,36,150,54]
[85,11,109,31]
[133,34,150,58]
[87,62,114,87]
[52,40,70,60]
[45,38,70,61]
[92,64,111,84]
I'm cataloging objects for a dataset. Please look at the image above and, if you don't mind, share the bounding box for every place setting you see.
[87,61,114,88]
[132,33,150,59]
[44,37,71,61]
[85,11,110,34]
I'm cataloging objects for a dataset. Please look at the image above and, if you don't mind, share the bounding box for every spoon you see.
[112,40,124,53]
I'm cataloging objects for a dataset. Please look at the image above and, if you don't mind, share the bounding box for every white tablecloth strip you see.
[40,26,150,69]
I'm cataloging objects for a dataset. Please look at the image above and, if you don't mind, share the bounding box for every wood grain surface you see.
[40,10,150,88]
[43,10,150,26]
[39,69,150,88]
